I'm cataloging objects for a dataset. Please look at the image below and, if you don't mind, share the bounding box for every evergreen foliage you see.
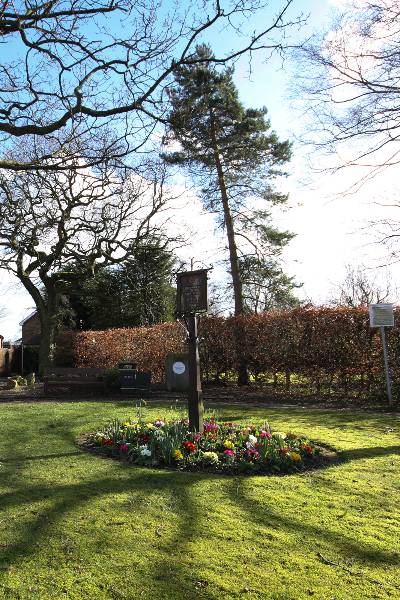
[163,44,295,317]
[239,255,301,313]
[65,239,176,330]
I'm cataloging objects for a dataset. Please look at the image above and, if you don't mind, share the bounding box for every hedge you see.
[71,307,400,398]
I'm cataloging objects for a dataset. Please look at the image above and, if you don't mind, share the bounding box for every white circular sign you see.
[172,361,186,375]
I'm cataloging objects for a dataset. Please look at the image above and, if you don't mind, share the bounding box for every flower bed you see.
[82,417,334,475]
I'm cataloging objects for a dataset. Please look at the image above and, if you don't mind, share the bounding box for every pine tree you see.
[163,44,294,383]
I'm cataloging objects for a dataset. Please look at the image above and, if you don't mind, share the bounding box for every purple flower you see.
[204,422,219,432]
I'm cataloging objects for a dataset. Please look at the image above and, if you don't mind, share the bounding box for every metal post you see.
[187,313,204,433]
[380,326,392,406]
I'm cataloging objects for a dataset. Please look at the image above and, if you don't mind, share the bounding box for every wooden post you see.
[176,269,209,433]
[187,313,204,433]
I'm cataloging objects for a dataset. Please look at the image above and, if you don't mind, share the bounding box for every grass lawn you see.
[0,400,399,600]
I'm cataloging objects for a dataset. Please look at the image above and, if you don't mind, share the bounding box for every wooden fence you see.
[0,347,17,376]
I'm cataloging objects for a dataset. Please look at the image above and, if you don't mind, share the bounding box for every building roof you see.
[19,311,38,327]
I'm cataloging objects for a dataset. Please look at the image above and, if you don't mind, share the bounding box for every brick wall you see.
[22,313,41,345]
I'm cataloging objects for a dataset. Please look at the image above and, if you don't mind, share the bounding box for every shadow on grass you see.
[223,478,399,568]
[0,451,82,463]
[0,436,211,598]
[342,445,400,461]
[0,405,399,598]
[1,443,399,575]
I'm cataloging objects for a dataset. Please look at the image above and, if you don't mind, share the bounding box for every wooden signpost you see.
[176,269,209,433]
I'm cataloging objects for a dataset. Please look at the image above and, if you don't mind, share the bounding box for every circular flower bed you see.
[82,417,336,475]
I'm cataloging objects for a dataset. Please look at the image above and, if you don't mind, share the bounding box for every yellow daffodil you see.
[173,449,183,461]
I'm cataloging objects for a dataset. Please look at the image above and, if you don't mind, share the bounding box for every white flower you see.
[272,432,286,440]
[248,434,257,445]
[140,445,152,457]
[153,428,165,439]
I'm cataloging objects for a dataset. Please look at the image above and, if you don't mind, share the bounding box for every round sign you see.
[172,361,186,375]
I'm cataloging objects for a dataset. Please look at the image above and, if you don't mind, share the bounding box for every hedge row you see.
[71,307,400,397]
[73,322,185,383]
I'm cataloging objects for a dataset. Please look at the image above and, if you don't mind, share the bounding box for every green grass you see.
[0,400,399,600]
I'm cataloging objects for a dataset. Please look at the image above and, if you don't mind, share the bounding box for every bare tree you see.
[0,0,306,171]
[295,1,400,180]
[0,151,180,372]
[329,264,397,307]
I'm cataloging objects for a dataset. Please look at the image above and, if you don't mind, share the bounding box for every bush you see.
[70,307,400,400]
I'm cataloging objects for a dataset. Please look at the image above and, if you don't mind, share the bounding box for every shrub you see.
[70,307,400,399]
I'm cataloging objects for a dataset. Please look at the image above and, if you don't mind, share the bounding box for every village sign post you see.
[369,303,394,406]
[176,269,209,433]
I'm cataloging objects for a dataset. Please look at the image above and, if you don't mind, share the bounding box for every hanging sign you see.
[368,304,394,328]
[176,269,208,316]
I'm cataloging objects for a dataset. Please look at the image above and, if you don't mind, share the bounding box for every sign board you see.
[172,361,186,375]
[176,269,208,316]
[369,304,394,328]
[165,353,189,392]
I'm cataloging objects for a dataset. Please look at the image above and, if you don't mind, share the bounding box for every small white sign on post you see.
[369,303,394,328]
[172,361,186,375]
[369,303,394,405]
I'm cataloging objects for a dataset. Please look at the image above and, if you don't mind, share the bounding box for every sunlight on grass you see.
[0,401,399,599]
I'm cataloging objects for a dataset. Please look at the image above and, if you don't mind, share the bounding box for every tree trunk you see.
[16,269,57,377]
[209,111,248,385]
[38,290,58,376]
[38,316,56,376]
[209,113,244,316]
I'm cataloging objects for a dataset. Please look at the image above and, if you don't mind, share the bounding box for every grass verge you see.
[0,400,399,600]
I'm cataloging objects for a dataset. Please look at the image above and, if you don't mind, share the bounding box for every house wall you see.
[22,314,41,346]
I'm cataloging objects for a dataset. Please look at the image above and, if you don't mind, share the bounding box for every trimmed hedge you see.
[71,307,400,398]
[73,322,184,384]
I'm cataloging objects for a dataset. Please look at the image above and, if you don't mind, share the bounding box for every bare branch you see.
[0,0,306,170]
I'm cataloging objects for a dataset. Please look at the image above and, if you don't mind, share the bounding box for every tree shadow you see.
[0,453,218,599]
[223,478,399,569]
[342,445,400,461]
[0,451,82,463]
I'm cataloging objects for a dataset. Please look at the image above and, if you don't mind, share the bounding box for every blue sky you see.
[2,0,399,339]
